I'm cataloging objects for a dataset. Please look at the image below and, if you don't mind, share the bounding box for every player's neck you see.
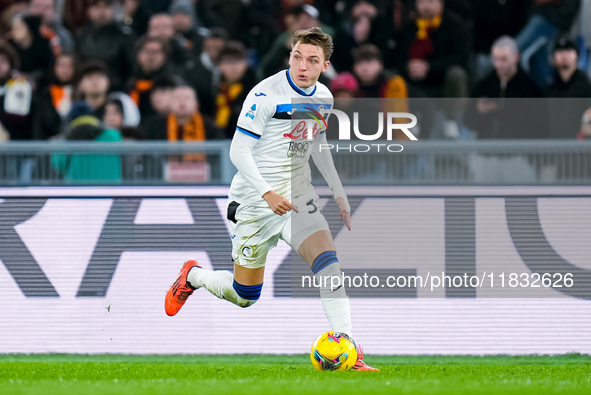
[300,84,315,94]
[287,69,316,94]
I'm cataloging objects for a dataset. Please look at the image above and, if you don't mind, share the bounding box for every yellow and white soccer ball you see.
[310,331,358,371]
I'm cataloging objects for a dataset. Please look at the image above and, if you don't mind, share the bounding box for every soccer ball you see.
[310,331,358,371]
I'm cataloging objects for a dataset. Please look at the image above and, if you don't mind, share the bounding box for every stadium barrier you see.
[0,139,590,186]
[0,186,590,355]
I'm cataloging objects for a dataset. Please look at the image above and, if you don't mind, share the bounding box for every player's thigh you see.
[230,203,284,274]
[282,194,333,265]
[298,230,336,267]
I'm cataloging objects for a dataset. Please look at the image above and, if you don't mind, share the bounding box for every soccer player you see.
[165,27,377,371]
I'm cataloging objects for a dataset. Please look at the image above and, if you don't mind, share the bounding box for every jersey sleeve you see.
[235,89,275,140]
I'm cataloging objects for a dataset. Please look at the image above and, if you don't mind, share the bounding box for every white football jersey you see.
[228,69,333,207]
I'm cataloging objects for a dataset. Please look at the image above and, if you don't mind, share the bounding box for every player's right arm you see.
[230,89,296,215]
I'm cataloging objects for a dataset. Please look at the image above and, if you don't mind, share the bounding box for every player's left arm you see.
[311,133,351,230]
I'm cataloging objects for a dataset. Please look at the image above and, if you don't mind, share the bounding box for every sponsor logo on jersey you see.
[287,141,310,158]
[245,104,257,120]
[284,121,322,140]
[254,92,266,97]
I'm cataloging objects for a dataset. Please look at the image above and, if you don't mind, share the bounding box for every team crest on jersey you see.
[245,104,257,120]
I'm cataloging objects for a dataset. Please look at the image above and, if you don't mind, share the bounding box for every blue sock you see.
[311,250,338,275]
[232,280,263,301]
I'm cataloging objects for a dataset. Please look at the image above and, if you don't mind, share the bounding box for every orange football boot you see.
[165,260,200,316]
[351,345,379,371]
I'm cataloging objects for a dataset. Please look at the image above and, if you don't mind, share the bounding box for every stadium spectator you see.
[72,60,114,122]
[9,14,54,84]
[471,37,543,100]
[0,39,33,141]
[547,37,591,98]
[330,71,359,99]
[144,84,220,141]
[0,1,28,35]
[101,92,143,180]
[51,113,123,184]
[240,0,280,60]
[392,0,470,99]
[466,36,547,139]
[183,27,227,117]
[577,108,591,139]
[195,0,245,41]
[62,0,92,33]
[75,0,135,91]
[259,4,333,78]
[32,53,76,139]
[146,84,223,172]
[102,97,124,130]
[215,41,257,138]
[471,0,530,83]
[102,92,140,130]
[28,0,74,56]
[121,0,150,37]
[170,0,204,56]
[352,44,408,99]
[147,13,191,71]
[546,37,591,139]
[326,71,371,143]
[146,75,177,122]
[331,1,385,73]
[516,0,581,88]
[351,44,413,140]
[127,36,172,120]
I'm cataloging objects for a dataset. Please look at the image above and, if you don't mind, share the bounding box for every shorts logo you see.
[245,104,256,120]
[241,246,253,258]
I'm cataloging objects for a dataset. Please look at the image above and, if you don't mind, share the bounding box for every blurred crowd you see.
[0,0,590,148]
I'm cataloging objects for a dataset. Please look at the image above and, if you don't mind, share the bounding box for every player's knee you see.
[311,250,339,275]
[232,280,262,308]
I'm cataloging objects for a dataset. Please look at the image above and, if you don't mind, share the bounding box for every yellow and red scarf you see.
[215,82,244,129]
[167,113,206,162]
[129,79,154,106]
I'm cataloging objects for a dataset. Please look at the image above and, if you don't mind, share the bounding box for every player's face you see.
[289,43,329,89]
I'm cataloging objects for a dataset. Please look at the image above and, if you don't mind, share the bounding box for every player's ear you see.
[322,60,330,72]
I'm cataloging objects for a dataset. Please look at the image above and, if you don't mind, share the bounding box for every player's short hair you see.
[491,35,519,55]
[291,27,333,62]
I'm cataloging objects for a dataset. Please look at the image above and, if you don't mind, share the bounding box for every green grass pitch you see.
[1,354,590,395]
